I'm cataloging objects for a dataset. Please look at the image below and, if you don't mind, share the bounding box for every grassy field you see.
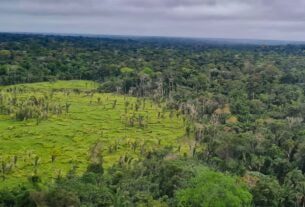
[0,81,187,188]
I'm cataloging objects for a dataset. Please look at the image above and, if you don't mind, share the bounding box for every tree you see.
[251,176,283,207]
[175,168,252,207]
[120,67,134,75]
[283,169,305,207]
[47,189,80,207]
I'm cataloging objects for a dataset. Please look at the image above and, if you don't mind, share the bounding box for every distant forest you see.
[2,33,305,206]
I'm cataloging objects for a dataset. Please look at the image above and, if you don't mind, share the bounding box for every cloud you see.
[0,0,304,41]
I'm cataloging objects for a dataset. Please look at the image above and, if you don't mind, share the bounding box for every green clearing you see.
[0,80,186,188]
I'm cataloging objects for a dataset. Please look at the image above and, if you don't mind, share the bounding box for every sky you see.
[0,0,305,41]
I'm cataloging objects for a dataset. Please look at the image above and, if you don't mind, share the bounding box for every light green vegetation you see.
[0,81,186,188]
[176,168,252,207]
[0,80,97,91]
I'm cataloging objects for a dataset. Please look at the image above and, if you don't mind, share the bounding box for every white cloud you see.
[0,0,304,41]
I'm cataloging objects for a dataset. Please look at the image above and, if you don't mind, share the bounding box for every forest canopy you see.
[1,33,305,206]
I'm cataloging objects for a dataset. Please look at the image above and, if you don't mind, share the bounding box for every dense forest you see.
[1,33,305,206]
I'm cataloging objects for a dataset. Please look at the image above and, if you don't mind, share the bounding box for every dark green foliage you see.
[0,150,252,207]
[46,189,80,207]
[0,187,37,207]
[251,176,283,207]
[87,163,104,174]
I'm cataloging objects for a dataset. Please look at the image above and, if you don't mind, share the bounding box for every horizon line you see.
[1,30,305,45]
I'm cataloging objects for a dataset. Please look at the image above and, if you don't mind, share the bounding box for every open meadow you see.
[0,80,186,188]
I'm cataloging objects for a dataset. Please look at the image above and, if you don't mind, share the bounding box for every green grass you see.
[0,80,186,188]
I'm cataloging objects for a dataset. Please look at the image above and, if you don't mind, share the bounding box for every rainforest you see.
[1,33,305,206]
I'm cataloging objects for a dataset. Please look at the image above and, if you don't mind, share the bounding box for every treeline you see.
[0,148,252,207]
